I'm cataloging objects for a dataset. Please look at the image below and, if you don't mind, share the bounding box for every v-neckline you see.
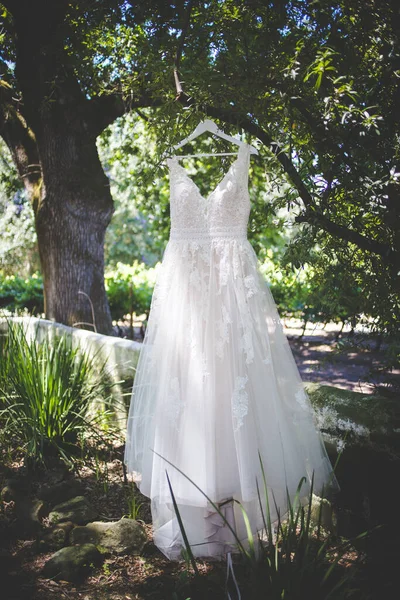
[170,143,247,203]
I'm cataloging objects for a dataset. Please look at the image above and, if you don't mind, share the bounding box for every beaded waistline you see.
[169,226,248,241]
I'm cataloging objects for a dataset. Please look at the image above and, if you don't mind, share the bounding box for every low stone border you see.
[0,316,142,429]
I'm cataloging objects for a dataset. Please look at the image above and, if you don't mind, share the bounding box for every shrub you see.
[104,261,159,321]
[0,321,114,466]
[258,252,310,318]
[0,272,44,314]
[162,452,364,599]
[0,263,158,323]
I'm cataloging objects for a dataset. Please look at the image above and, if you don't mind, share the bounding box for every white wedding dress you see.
[124,143,338,560]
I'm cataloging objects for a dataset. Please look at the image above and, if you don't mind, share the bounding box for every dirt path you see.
[284,322,392,394]
[116,319,397,395]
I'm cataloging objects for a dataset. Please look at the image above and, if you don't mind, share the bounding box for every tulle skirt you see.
[124,237,338,560]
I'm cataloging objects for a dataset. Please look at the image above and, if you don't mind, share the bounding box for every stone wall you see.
[0,317,142,429]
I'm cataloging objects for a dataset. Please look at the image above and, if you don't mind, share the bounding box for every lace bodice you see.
[166,143,251,241]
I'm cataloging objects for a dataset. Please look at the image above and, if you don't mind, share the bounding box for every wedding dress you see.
[124,142,338,560]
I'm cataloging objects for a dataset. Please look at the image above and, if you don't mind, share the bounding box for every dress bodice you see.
[166,143,251,241]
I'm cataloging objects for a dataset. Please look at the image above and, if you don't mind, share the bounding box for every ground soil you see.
[1,324,398,600]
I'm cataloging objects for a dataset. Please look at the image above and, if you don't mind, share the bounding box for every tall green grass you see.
[158,451,366,599]
[0,320,115,466]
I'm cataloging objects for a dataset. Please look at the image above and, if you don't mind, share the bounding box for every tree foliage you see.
[0,0,399,333]
[0,140,38,275]
[97,113,170,267]
[125,0,400,332]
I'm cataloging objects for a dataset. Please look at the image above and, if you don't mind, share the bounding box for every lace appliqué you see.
[244,275,259,298]
[232,375,249,432]
[189,267,202,290]
[237,308,255,365]
[217,244,231,292]
[216,304,232,359]
[232,244,241,279]
[164,377,185,430]
[151,277,168,312]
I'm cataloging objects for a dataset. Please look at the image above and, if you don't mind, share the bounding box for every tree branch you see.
[168,16,399,267]
[289,96,349,167]
[200,101,315,207]
[176,91,398,268]
[88,92,126,136]
[88,90,163,137]
[0,58,16,90]
[174,0,195,100]
[87,0,195,135]
[295,212,397,265]
[0,79,41,208]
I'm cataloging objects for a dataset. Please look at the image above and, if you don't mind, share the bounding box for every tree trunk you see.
[4,0,115,334]
[35,180,113,335]
[28,120,114,334]
[31,109,115,334]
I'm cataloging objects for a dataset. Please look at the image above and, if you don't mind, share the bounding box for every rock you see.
[310,494,336,532]
[44,465,71,485]
[305,382,399,441]
[48,496,97,526]
[39,521,75,551]
[70,517,147,555]
[1,477,47,535]
[0,548,19,590]
[1,484,17,503]
[42,543,102,582]
[14,498,47,535]
[38,479,83,507]
[1,477,30,502]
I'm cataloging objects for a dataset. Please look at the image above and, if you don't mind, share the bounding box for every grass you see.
[0,319,118,467]
[159,450,368,600]
[125,481,144,520]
